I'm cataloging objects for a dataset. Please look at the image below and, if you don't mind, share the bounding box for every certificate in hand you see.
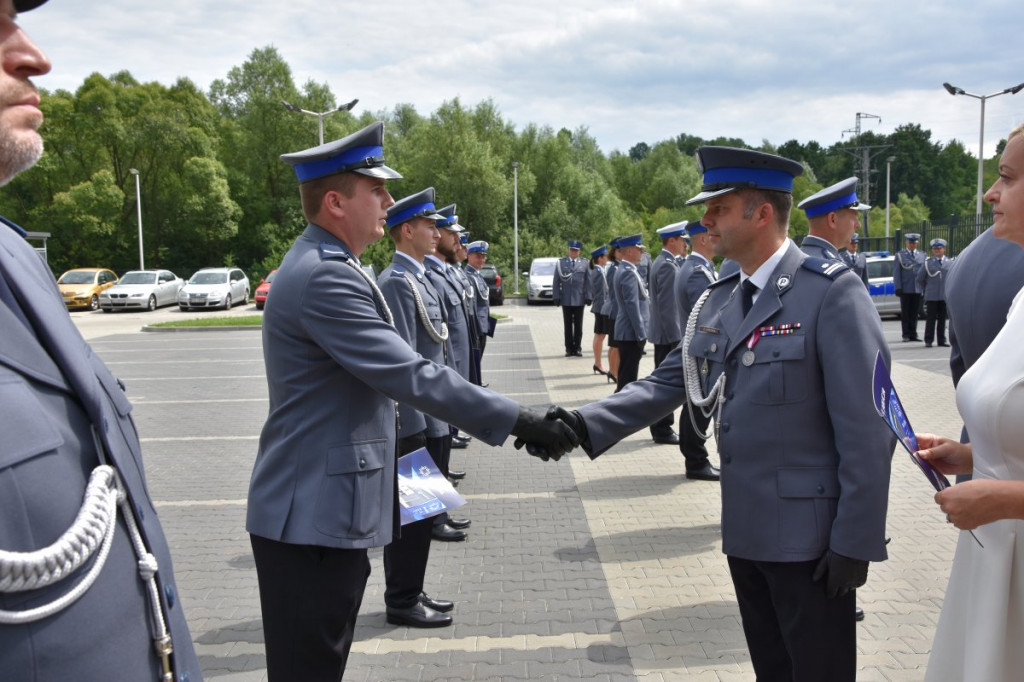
[396,447,466,526]
[871,351,951,492]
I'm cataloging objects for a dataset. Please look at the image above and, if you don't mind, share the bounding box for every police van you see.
[865,252,899,318]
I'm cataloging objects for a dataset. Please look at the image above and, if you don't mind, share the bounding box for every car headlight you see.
[130,293,145,298]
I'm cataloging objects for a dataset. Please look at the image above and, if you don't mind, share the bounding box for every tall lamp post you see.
[513,161,520,295]
[942,81,1024,216]
[885,156,895,239]
[129,168,144,270]
[281,98,359,145]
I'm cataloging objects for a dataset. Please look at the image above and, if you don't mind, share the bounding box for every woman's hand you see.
[916,434,973,475]
[935,480,1024,530]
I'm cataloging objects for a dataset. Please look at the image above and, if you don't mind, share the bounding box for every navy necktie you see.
[741,279,758,317]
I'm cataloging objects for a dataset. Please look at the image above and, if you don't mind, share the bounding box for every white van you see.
[525,257,559,304]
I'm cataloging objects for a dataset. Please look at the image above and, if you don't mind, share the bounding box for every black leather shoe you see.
[938,342,949,347]
[447,517,471,530]
[925,343,932,348]
[651,430,680,445]
[451,438,468,449]
[855,606,865,622]
[419,592,454,613]
[386,602,452,628]
[432,524,467,542]
[448,470,466,480]
[686,463,721,481]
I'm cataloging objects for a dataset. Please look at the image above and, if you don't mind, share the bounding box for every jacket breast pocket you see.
[777,466,839,553]
[0,376,64,469]
[316,438,389,539]
[689,330,727,394]
[748,335,807,405]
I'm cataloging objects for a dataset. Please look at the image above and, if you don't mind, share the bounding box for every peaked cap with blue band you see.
[567,239,583,250]
[460,234,469,244]
[906,233,920,242]
[386,187,444,228]
[590,245,608,258]
[686,222,708,236]
[618,233,644,248]
[930,238,947,248]
[468,240,489,254]
[434,203,462,232]
[685,146,804,206]
[281,121,402,183]
[798,177,870,218]
[656,220,688,240]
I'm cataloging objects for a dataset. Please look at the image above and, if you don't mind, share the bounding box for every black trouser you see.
[561,305,584,353]
[384,433,433,609]
[899,293,921,340]
[431,434,455,529]
[615,339,645,392]
[678,399,713,471]
[650,343,676,434]
[251,534,370,682]
[728,556,857,682]
[924,300,947,345]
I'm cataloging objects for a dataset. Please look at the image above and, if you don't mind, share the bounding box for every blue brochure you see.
[396,447,466,526]
[871,351,951,492]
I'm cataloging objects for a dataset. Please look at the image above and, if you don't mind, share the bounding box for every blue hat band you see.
[687,224,708,235]
[619,236,643,247]
[387,200,437,227]
[659,229,686,239]
[702,166,795,194]
[590,247,607,258]
[804,191,859,218]
[293,144,385,183]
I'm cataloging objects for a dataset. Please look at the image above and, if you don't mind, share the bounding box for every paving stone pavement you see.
[81,299,964,681]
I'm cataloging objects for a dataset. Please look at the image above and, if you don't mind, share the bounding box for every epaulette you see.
[390,265,407,278]
[801,257,848,279]
[318,242,351,262]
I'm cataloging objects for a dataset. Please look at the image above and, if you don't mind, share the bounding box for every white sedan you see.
[99,269,184,312]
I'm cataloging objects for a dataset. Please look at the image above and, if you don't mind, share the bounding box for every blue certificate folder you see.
[871,351,951,492]
[397,447,466,526]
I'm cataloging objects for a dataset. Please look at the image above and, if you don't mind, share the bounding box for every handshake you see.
[510,405,587,461]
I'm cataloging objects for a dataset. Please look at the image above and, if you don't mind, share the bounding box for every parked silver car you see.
[178,267,250,311]
[524,257,558,304]
[99,269,184,312]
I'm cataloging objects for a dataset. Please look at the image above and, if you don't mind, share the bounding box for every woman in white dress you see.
[916,123,1024,682]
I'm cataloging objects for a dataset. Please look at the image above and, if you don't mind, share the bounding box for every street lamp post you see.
[281,98,359,145]
[885,156,895,239]
[943,81,1024,216]
[513,161,520,295]
[129,168,144,270]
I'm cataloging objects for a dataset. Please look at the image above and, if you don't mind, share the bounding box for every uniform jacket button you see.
[816,485,825,494]
[165,584,176,608]
[359,458,366,468]
[722,454,732,464]
[721,422,730,433]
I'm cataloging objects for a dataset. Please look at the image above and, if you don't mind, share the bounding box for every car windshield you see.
[531,262,555,276]
[119,272,157,285]
[191,272,227,284]
[58,271,97,284]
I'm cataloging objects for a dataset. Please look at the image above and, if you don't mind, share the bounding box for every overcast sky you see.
[20,0,1024,159]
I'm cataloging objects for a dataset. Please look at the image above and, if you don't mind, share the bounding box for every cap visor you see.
[853,202,871,211]
[425,211,445,220]
[355,164,403,180]
[685,187,737,206]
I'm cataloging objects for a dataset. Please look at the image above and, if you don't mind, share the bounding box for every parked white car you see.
[524,257,558,304]
[866,254,900,318]
[99,269,184,312]
[178,267,250,311]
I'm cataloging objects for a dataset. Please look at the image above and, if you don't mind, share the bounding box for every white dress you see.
[926,288,1024,681]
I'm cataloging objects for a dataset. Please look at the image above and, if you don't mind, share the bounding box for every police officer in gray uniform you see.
[246,122,577,680]
[611,234,650,392]
[0,3,202,680]
[798,176,870,263]
[842,233,869,287]
[601,238,623,381]
[672,221,721,481]
[648,222,689,444]
[916,238,951,348]
[894,233,926,341]
[547,147,895,681]
[376,187,457,628]
[552,239,590,356]
[464,240,492,356]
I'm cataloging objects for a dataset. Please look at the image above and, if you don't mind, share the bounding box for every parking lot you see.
[73,301,964,681]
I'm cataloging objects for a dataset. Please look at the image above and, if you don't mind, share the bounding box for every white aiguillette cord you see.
[681,288,727,441]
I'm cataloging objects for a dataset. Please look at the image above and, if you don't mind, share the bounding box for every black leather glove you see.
[511,405,580,461]
[547,406,587,445]
[812,549,869,598]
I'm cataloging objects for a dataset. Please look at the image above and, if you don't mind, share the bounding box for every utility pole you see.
[840,113,890,237]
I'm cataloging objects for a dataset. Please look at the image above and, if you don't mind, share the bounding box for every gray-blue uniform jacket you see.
[589,265,608,315]
[842,251,869,288]
[0,221,202,681]
[552,256,589,307]
[613,261,650,342]
[425,256,473,381]
[601,261,619,319]
[378,255,451,439]
[893,248,925,294]
[578,242,894,563]
[915,256,950,302]
[247,224,519,550]
[451,265,482,343]
[648,249,681,345]
[946,227,1024,387]
[674,252,717,338]
[800,234,842,261]
[464,264,491,336]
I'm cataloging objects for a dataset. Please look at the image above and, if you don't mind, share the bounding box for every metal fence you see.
[860,214,993,257]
